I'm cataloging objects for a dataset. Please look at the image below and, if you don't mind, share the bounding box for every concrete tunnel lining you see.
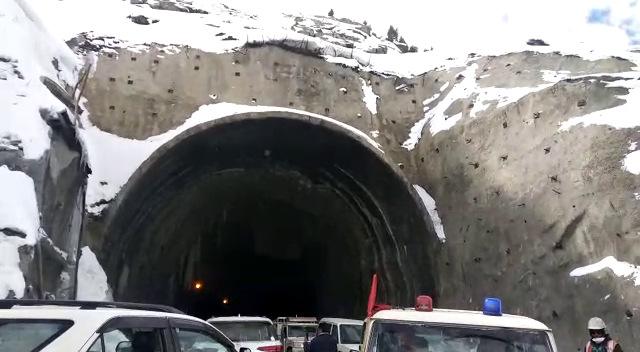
[98,110,438,319]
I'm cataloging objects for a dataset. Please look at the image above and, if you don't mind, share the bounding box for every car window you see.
[288,325,317,338]
[339,324,362,345]
[174,328,233,352]
[0,319,73,352]
[318,323,331,336]
[211,322,277,342]
[330,325,338,339]
[88,327,167,352]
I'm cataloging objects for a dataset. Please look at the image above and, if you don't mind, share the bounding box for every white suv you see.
[0,299,251,352]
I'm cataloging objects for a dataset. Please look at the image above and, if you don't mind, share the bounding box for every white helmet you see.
[588,317,606,330]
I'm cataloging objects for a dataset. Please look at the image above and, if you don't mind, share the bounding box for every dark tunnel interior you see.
[99,113,437,321]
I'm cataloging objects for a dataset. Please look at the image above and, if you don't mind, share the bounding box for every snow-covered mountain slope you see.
[0,0,78,159]
[28,0,640,77]
[34,0,402,58]
[0,0,80,299]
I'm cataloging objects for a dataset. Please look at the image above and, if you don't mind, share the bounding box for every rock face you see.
[74,40,640,351]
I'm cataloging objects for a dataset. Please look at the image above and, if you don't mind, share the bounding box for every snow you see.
[554,74,640,175]
[402,65,559,150]
[27,0,640,80]
[76,246,113,301]
[400,66,640,150]
[0,0,79,160]
[412,185,446,243]
[360,78,378,115]
[630,141,638,151]
[0,165,41,299]
[83,102,383,214]
[622,150,640,175]
[469,85,553,118]
[559,74,640,131]
[402,64,479,149]
[422,93,440,107]
[570,256,640,286]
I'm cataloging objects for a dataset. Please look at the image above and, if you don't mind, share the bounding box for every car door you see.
[329,324,340,350]
[169,317,238,352]
[82,316,173,352]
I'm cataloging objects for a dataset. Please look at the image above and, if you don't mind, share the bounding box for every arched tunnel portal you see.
[99,110,438,320]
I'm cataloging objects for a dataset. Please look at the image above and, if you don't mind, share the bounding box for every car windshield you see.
[340,324,363,345]
[366,321,552,352]
[288,325,318,338]
[212,321,277,342]
[0,320,74,352]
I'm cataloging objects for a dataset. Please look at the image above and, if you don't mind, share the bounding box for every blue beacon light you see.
[482,297,503,316]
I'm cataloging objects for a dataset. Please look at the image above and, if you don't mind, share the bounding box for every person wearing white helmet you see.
[585,317,623,352]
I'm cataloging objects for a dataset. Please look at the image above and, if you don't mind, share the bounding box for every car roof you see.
[371,308,550,331]
[208,316,273,323]
[0,305,204,322]
[319,318,363,325]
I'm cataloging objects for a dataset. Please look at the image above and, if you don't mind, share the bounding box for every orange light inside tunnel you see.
[193,281,203,290]
[222,298,229,304]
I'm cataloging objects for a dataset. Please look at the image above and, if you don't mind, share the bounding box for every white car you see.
[318,318,363,352]
[0,299,250,352]
[361,295,559,352]
[208,316,283,352]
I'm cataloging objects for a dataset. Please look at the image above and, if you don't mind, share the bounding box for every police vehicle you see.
[361,275,559,352]
[0,299,252,352]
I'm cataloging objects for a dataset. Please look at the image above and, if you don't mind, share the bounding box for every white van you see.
[361,296,559,352]
[318,318,363,352]
[208,316,283,352]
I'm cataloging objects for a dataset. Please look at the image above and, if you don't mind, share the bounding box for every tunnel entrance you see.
[98,110,437,320]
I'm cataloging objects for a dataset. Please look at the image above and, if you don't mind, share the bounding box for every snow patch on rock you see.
[622,150,640,175]
[76,246,113,301]
[412,184,446,243]
[403,64,479,149]
[360,78,378,115]
[559,73,640,131]
[0,165,41,299]
[570,256,640,286]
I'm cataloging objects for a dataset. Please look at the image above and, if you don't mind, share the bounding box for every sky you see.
[225,0,640,50]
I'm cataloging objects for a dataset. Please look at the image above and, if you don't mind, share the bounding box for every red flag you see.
[366,273,378,317]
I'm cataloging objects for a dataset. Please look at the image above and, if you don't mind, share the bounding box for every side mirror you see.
[115,341,132,352]
[239,348,252,352]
